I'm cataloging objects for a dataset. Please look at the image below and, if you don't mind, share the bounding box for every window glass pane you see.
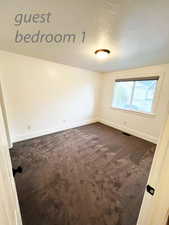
[131,80,157,113]
[113,81,134,110]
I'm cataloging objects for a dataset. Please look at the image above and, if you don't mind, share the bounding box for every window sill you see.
[110,106,156,117]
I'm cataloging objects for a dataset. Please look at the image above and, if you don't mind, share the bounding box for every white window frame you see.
[111,73,164,116]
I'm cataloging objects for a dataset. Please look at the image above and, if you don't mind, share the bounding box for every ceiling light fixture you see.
[95,49,110,59]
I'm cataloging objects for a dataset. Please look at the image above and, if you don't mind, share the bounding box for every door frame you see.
[0,81,12,148]
[137,112,169,225]
[0,98,22,225]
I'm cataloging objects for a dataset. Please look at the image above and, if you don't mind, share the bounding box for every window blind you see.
[115,76,159,82]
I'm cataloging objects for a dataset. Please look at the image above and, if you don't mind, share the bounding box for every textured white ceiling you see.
[0,0,169,72]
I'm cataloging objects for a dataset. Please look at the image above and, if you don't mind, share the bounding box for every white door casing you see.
[137,113,169,225]
[0,100,22,225]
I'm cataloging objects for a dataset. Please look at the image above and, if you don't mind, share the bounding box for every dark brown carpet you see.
[10,123,155,225]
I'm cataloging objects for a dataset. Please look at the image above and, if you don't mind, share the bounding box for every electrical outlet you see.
[123,121,127,126]
[27,125,31,130]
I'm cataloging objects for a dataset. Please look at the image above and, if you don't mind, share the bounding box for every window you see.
[112,76,159,113]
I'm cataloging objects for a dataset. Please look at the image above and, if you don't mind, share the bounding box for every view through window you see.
[112,77,159,113]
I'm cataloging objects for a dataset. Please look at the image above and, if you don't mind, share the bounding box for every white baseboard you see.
[8,142,13,149]
[99,118,158,144]
[12,117,158,144]
[13,118,98,143]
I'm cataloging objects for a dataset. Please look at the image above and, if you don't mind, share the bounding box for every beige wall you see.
[99,64,169,143]
[0,50,169,144]
[0,51,100,142]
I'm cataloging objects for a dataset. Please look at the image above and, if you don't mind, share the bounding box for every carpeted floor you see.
[10,123,155,225]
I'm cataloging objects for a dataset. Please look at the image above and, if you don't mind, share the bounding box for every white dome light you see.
[95,49,110,59]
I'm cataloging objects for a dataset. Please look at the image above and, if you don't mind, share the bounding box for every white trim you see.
[9,142,13,149]
[13,117,158,144]
[110,106,156,118]
[111,72,164,115]
[13,118,98,143]
[99,118,158,144]
[137,112,169,225]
